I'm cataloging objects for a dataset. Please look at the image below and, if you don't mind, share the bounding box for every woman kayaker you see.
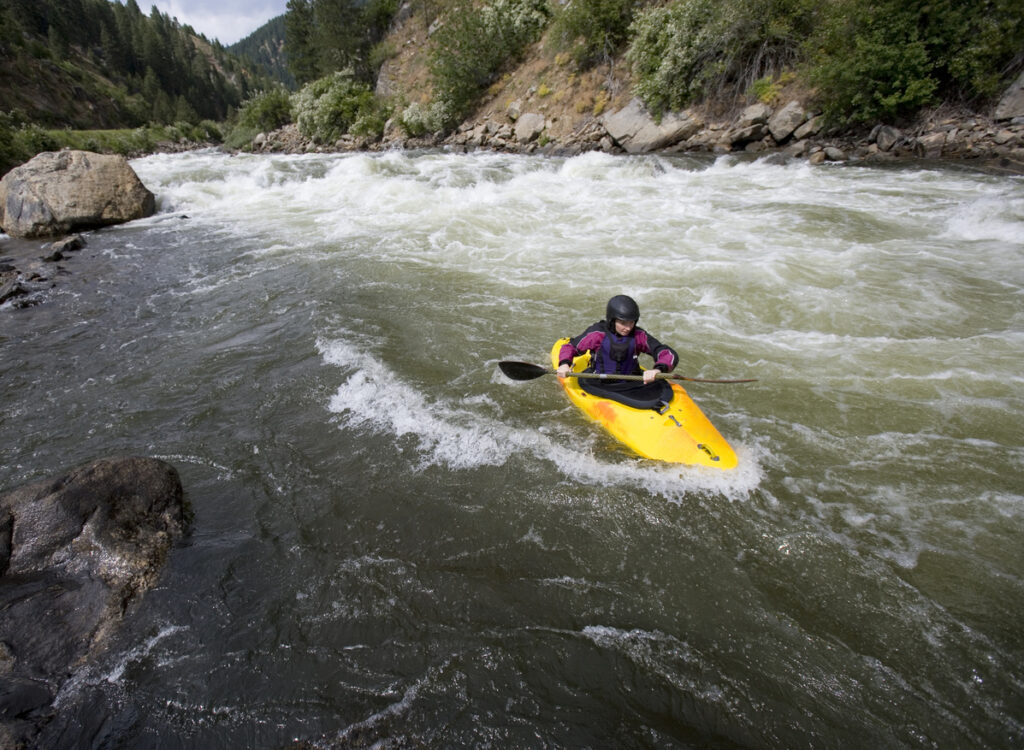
[556,295,679,409]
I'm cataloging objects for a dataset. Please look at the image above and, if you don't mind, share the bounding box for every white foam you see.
[320,339,506,471]
[944,194,1024,245]
[318,338,762,500]
[53,623,188,707]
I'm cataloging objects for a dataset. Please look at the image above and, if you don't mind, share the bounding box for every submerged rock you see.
[0,456,186,746]
[0,150,155,239]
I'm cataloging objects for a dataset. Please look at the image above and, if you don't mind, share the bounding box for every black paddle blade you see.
[498,361,551,381]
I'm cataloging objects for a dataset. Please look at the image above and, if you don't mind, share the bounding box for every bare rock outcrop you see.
[994,69,1024,122]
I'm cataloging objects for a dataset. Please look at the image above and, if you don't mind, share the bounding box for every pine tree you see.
[285,0,319,85]
[174,94,199,124]
[48,24,70,60]
[313,0,364,77]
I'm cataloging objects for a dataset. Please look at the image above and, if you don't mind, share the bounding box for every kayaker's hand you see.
[557,364,571,378]
[643,369,659,384]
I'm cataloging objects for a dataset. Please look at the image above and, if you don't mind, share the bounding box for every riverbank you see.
[249,99,1024,175]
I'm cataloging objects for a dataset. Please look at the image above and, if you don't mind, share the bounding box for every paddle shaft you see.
[562,370,755,384]
[497,360,756,384]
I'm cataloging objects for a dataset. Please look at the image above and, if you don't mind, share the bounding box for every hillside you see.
[375,11,639,146]
[0,0,274,129]
[259,1,1023,172]
[3,0,1023,175]
[229,15,294,90]
[0,44,136,129]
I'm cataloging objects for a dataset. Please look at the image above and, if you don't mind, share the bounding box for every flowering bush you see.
[291,71,379,143]
[627,0,812,115]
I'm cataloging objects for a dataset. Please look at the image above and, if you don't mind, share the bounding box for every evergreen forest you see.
[228,15,295,90]
[0,0,273,128]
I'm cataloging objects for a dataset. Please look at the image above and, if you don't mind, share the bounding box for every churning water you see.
[2,149,1022,747]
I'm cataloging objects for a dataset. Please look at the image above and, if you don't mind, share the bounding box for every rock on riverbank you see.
[0,150,155,239]
[0,456,187,747]
[249,78,1024,174]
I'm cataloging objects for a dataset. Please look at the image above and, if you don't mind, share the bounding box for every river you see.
[2,149,1022,748]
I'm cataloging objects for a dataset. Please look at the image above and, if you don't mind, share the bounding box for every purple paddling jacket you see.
[558,320,678,375]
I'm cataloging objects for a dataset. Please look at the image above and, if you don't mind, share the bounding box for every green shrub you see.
[807,2,937,124]
[550,0,636,69]
[197,120,224,142]
[944,0,1024,101]
[13,123,60,157]
[291,71,380,143]
[397,100,454,137]
[128,127,157,153]
[626,0,729,113]
[428,0,549,128]
[748,71,795,103]
[236,88,293,133]
[350,100,392,139]
[0,112,20,175]
[368,40,397,75]
[806,0,1024,124]
[222,124,260,151]
[626,0,813,115]
[0,113,62,174]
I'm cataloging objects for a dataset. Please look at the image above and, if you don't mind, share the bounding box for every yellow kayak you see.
[551,338,738,469]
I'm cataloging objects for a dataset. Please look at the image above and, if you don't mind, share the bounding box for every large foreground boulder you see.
[0,150,155,239]
[0,456,186,746]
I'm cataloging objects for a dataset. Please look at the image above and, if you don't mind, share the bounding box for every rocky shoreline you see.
[249,90,1024,176]
[0,150,156,308]
[249,101,1024,173]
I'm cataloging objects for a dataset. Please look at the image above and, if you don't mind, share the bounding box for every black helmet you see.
[606,294,640,323]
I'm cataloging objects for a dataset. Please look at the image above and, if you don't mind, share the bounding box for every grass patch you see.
[2,119,222,175]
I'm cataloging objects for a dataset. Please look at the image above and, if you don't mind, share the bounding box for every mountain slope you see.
[0,0,273,128]
[229,15,294,90]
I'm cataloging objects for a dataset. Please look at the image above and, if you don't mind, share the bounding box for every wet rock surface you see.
[0,456,187,747]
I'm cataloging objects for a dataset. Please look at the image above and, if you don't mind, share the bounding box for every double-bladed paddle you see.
[498,360,757,384]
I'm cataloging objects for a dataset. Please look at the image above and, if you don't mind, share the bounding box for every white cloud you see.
[143,0,290,45]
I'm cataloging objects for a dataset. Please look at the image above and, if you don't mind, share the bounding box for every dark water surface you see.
[2,150,1022,748]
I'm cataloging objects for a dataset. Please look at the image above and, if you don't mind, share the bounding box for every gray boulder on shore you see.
[0,456,186,747]
[515,112,546,144]
[600,98,703,154]
[994,69,1024,122]
[0,150,155,239]
[768,100,807,143]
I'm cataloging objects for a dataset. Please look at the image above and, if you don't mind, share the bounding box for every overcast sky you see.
[139,0,291,46]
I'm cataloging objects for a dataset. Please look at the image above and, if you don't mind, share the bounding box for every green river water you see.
[1,149,1022,748]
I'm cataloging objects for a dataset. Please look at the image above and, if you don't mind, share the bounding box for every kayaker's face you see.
[614,319,636,335]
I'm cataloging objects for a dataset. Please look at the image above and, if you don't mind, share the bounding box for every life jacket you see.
[593,332,637,376]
